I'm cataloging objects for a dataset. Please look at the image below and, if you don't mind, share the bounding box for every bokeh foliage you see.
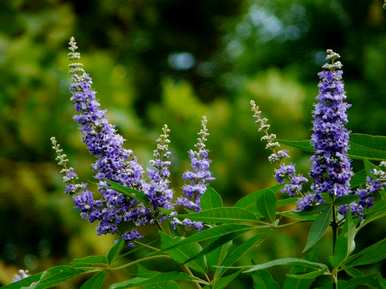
[0,0,385,287]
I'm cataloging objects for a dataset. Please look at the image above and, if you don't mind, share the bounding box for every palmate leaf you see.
[235,185,281,213]
[181,207,259,224]
[212,270,240,289]
[106,239,125,264]
[222,234,265,269]
[256,189,276,222]
[345,238,386,267]
[182,233,236,266]
[159,231,207,273]
[252,270,280,289]
[33,265,86,289]
[201,186,223,210]
[80,272,106,289]
[280,133,386,160]
[303,207,332,253]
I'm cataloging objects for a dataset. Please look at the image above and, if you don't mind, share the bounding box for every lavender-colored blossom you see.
[310,49,352,199]
[144,125,174,210]
[339,165,386,217]
[250,101,308,197]
[177,116,214,212]
[67,37,149,243]
[51,137,102,221]
[122,229,143,248]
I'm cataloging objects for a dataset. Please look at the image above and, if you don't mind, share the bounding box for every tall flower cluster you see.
[144,124,174,211]
[67,37,151,243]
[310,49,352,201]
[250,100,308,199]
[177,116,215,212]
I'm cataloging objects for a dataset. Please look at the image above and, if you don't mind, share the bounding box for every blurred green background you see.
[0,0,385,287]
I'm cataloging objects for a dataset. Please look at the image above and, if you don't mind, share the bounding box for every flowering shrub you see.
[6,39,386,289]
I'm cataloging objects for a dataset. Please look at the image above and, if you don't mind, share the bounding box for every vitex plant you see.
[6,39,386,289]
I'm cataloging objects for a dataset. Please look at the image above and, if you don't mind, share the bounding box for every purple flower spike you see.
[67,37,151,236]
[144,124,174,211]
[310,49,352,199]
[177,116,214,212]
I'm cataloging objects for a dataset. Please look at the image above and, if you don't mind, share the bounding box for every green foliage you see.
[303,207,331,253]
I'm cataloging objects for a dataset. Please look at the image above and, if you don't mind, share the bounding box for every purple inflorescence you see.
[66,37,151,244]
[310,49,352,199]
[177,116,214,212]
[250,100,308,198]
[143,125,174,211]
[122,229,143,248]
[339,164,386,217]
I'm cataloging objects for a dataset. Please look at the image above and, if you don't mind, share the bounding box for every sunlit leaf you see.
[80,272,106,289]
[303,207,331,253]
[201,186,223,210]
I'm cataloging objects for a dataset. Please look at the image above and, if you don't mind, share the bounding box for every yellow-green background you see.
[0,0,385,287]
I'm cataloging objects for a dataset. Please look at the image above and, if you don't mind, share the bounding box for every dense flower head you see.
[177,116,214,212]
[67,37,150,244]
[144,124,174,210]
[310,49,352,198]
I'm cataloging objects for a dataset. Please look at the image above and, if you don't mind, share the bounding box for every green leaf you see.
[106,239,125,264]
[80,272,106,289]
[201,186,223,210]
[351,169,367,188]
[34,266,86,289]
[360,200,386,229]
[286,269,326,280]
[71,255,107,268]
[109,272,194,289]
[277,197,298,207]
[283,266,314,289]
[160,231,207,273]
[143,281,181,289]
[222,234,265,269]
[1,273,42,289]
[243,258,328,273]
[303,207,331,253]
[235,185,281,212]
[256,189,276,222]
[339,272,383,289]
[330,213,356,267]
[183,233,235,266]
[279,210,319,221]
[161,224,252,251]
[346,238,386,267]
[253,270,280,289]
[108,180,148,204]
[181,207,258,224]
[280,133,386,160]
[212,270,240,289]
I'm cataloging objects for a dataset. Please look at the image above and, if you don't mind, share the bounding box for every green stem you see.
[331,198,338,289]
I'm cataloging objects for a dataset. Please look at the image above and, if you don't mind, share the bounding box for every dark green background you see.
[0,0,385,287]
